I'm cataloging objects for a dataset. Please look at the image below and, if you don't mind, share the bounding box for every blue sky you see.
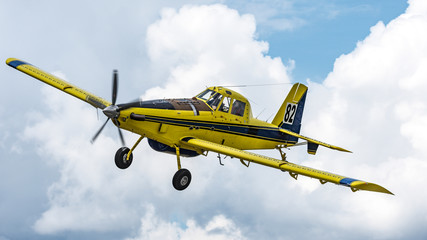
[259,1,409,81]
[2,1,427,240]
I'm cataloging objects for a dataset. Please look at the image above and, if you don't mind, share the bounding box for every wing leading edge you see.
[6,58,111,109]
[180,137,392,195]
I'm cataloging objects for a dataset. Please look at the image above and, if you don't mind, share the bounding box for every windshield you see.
[206,93,223,110]
[197,89,216,100]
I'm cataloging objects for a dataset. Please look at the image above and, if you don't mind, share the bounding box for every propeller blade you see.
[91,69,125,146]
[91,118,110,144]
[113,118,126,146]
[112,70,118,105]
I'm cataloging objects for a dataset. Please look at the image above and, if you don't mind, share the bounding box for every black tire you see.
[115,147,133,169]
[172,168,192,191]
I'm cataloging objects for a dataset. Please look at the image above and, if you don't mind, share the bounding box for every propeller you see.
[91,70,126,146]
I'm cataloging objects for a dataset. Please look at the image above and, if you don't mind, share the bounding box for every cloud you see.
[24,86,138,233]
[143,4,292,117]
[300,0,427,238]
[126,205,246,240]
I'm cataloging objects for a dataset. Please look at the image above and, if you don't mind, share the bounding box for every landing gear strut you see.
[114,136,144,169]
[172,145,192,191]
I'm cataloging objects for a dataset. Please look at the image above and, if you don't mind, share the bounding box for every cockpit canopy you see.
[196,86,251,119]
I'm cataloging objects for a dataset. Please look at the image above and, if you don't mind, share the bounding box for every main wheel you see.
[115,147,133,169]
[172,169,192,191]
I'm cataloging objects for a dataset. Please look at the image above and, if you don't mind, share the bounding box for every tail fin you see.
[272,83,351,154]
[271,83,308,135]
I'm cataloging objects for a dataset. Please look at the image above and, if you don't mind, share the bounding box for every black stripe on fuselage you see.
[118,99,175,111]
[138,114,296,144]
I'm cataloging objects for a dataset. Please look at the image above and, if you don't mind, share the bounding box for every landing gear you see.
[172,145,192,191]
[115,147,133,169]
[172,168,192,191]
[113,139,193,191]
[114,136,144,169]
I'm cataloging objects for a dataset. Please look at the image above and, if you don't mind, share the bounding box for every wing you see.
[180,137,392,195]
[6,58,111,109]
[279,128,352,154]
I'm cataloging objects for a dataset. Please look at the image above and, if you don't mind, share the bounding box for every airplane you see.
[6,58,393,194]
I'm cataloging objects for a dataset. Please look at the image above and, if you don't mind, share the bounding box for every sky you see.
[1,0,426,239]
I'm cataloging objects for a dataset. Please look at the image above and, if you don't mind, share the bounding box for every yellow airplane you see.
[6,58,393,194]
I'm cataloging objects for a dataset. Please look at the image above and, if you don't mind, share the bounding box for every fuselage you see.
[115,87,297,155]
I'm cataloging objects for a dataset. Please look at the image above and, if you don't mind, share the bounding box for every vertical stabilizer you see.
[272,83,308,136]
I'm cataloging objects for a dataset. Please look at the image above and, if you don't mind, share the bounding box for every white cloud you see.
[301,0,427,238]
[24,86,138,233]
[126,205,246,240]
[143,4,292,118]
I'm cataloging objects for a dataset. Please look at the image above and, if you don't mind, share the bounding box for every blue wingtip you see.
[339,177,359,186]
[6,59,29,68]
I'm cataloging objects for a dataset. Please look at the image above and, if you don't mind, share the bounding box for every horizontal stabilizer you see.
[279,128,352,153]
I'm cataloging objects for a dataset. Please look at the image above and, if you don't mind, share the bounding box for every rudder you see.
[271,83,308,135]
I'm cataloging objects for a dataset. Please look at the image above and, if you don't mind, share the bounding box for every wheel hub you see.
[180,176,189,186]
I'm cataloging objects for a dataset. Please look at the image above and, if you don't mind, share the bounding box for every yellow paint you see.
[6,58,110,109]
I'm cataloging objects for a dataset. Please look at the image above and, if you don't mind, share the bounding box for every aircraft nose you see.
[103,105,120,119]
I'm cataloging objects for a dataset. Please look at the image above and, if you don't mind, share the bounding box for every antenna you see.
[266,113,275,123]
[255,108,266,119]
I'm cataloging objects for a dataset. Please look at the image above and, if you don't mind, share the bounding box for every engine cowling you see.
[147,138,199,157]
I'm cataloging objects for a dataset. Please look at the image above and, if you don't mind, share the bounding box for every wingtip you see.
[5,58,29,68]
[334,146,352,153]
[351,181,394,195]
[6,58,16,65]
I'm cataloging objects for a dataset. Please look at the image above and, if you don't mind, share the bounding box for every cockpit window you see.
[197,89,216,101]
[219,97,232,113]
[206,93,223,110]
[231,100,246,117]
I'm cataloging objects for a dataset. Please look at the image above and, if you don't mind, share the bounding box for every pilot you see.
[232,101,244,116]
[207,93,222,110]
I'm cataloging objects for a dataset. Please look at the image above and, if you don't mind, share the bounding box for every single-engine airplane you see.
[6,58,392,194]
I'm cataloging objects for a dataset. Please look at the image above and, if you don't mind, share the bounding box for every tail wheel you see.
[115,147,133,169]
[172,168,192,191]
